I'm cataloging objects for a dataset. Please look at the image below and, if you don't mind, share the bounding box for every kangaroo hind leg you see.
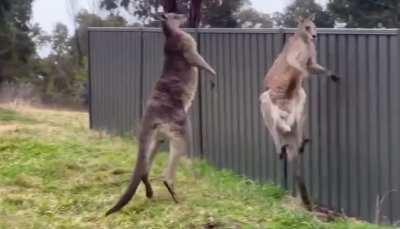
[295,89,309,155]
[162,124,189,203]
[142,136,162,199]
[293,156,312,211]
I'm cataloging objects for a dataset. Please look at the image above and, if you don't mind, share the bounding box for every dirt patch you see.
[282,195,344,222]
[313,206,344,222]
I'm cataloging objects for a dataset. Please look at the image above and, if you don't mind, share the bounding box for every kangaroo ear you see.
[297,15,305,24]
[215,0,223,6]
[154,13,167,21]
[309,13,316,21]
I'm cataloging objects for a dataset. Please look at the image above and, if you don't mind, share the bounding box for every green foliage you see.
[51,23,70,56]
[0,0,36,83]
[36,10,127,106]
[30,23,51,49]
[202,0,249,28]
[0,0,11,24]
[99,0,251,28]
[100,0,170,23]
[75,10,127,57]
[0,1,128,106]
[274,0,335,28]
[328,0,400,28]
[38,23,76,104]
[236,8,273,28]
[0,106,384,228]
[0,108,36,124]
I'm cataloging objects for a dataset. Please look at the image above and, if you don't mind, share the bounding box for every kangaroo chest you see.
[181,67,199,112]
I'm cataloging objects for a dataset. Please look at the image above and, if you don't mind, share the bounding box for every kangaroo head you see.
[297,14,317,42]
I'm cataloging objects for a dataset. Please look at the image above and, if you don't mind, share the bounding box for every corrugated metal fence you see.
[88,28,400,224]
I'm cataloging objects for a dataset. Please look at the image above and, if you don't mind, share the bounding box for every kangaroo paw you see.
[163,181,179,203]
[279,145,289,160]
[142,176,154,199]
[299,138,311,154]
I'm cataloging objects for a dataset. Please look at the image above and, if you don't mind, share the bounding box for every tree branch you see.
[189,0,202,28]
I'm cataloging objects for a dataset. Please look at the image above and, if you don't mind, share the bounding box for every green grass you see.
[0,105,385,228]
[0,108,37,124]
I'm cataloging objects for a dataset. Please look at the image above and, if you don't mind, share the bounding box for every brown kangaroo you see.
[260,14,339,211]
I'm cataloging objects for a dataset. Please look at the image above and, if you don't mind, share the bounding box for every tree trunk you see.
[162,0,178,13]
[162,0,202,28]
[189,0,202,28]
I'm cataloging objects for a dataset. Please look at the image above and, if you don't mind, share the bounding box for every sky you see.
[32,0,329,34]
[32,0,98,36]
[32,0,328,55]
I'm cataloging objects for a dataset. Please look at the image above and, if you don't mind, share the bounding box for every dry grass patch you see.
[0,104,387,229]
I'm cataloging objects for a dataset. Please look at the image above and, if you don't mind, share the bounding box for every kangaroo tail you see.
[293,156,312,211]
[296,172,312,211]
[106,128,153,216]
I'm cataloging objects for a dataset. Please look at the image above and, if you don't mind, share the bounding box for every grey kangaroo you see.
[106,13,216,216]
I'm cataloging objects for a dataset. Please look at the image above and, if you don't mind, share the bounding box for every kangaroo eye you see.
[305,26,311,31]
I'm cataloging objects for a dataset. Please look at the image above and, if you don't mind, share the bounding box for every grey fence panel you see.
[368,35,380,221]
[89,31,142,135]
[89,28,400,224]
[357,35,370,220]
[358,35,367,219]
[142,31,164,109]
[390,34,400,222]
[299,32,400,223]
[380,35,392,222]
[199,32,285,184]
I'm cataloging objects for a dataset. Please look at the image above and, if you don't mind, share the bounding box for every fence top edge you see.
[87,27,196,32]
[88,27,400,35]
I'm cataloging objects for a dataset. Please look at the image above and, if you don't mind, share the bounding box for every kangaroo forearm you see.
[184,50,216,76]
